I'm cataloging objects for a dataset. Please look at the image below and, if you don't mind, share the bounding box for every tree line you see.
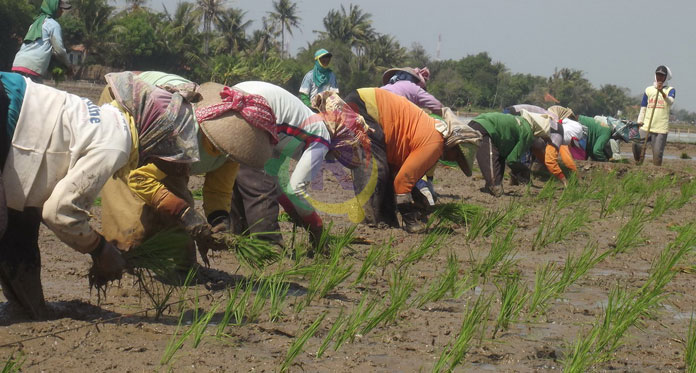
[2,0,694,121]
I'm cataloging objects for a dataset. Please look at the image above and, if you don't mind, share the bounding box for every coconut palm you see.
[320,4,374,56]
[214,7,252,53]
[125,0,147,10]
[65,0,114,62]
[158,2,203,70]
[268,0,300,57]
[196,0,227,54]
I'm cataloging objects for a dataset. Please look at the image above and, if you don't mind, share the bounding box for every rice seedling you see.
[532,202,588,250]
[556,242,608,295]
[191,302,219,348]
[676,181,696,208]
[557,174,589,209]
[413,252,460,308]
[263,274,291,322]
[216,286,243,337]
[613,203,648,254]
[327,224,358,253]
[316,308,348,358]
[492,274,529,338]
[122,229,190,276]
[1,351,24,373]
[361,269,415,335]
[473,227,516,279]
[686,313,696,373]
[132,268,181,320]
[535,177,559,201]
[221,232,281,270]
[353,243,382,285]
[429,202,484,227]
[279,313,326,373]
[650,191,678,219]
[466,208,506,242]
[526,262,561,318]
[246,280,269,323]
[564,224,696,372]
[432,295,491,373]
[398,227,449,269]
[334,294,379,350]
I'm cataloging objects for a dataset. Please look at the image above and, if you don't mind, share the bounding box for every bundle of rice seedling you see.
[220,232,281,270]
[123,229,190,276]
[431,202,484,226]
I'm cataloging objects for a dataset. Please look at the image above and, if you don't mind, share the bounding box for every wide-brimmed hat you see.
[195,82,273,169]
[59,0,72,9]
[382,67,427,88]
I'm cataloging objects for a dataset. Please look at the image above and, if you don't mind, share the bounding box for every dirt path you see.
[2,143,696,372]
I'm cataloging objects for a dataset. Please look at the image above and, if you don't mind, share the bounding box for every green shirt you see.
[578,115,611,161]
[473,112,534,165]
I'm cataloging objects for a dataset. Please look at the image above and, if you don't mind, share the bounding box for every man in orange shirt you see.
[344,88,478,232]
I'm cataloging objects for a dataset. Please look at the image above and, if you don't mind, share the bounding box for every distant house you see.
[68,44,85,66]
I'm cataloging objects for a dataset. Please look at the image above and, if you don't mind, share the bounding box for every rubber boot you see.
[0,261,47,320]
[396,194,426,234]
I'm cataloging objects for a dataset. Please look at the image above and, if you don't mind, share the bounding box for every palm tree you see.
[214,7,252,53]
[158,2,204,70]
[125,0,147,11]
[320,4,374,56]
[251,16,281,57]
[67,0,114,62]
[268,0,300,57]
[196,0,227,54]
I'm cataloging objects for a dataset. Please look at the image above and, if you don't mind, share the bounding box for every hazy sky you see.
[114,0,696,112]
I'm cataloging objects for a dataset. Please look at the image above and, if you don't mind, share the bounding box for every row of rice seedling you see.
[492,274,529,338]
[563,222,696,372]
[472,227,517,279]
[279,313,327,372]
[532,201,588,250]
[613,203,649,253]
[686,314,696,373]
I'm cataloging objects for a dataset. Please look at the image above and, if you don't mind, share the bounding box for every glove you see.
[415,179,435,206]
[207,210,231,233]
[180,207,220,266]
[152,188,188,218]
[88,236,126,288]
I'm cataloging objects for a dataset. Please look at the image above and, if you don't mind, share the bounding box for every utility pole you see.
[436,34,441,61]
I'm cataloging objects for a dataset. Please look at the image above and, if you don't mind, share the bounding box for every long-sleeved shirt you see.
[235,81,331,218]
[2,74,131,253]
[471,112,534,166]
[380,80,443,114]
[637,85,675,134]
[578,115,611,161]
[357,88,443,195]
[12,18,70,77]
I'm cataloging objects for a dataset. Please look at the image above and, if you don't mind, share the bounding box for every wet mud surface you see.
[1,142,696,372]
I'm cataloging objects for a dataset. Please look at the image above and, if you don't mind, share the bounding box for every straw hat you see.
[195,82,273,169]
[382,67,426,88]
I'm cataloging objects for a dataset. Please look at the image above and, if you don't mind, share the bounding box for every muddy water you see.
[1,142,696,372]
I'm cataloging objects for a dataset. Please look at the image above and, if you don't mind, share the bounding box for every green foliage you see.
[0,0,35,70]
[1,350,25,373]
[686,314,696,373]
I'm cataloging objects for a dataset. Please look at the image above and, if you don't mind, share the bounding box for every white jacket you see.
[3,78,131,253]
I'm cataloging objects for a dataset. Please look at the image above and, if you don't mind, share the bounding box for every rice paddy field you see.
[3,116,696,370]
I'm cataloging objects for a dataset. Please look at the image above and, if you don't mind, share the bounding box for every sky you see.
[114,0,696,112]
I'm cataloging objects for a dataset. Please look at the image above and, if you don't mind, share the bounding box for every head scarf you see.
[105,72,200,165]
[386,67,430,89]
[519,109,563,149]
[24,0,61,43]
[414,67,430,85]
[312,91,372,169]
[654,65,672,88]
[547,105,575,122]
[195,86,278,144]
[313,49,332,88]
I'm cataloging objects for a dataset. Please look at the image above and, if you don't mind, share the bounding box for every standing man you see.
[299,49,338,107]
[12,0,74,83]
[632,65,675,166]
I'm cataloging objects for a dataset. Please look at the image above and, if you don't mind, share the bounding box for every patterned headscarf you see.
[105,72,199,165]
[195,86,278,144]
[312,91,372,169]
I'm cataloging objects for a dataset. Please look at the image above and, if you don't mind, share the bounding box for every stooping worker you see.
[381,66,443,205]
[576,114,612,161]
[469,110,554,197]
[12,0,74,83]
[228,81,370,256]
[343,88,480,233]
[632,65,675,166]
[99,72,275,271]
[298,49,338,108]
[0,71,201,319]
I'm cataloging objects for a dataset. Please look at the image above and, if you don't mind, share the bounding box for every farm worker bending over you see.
[344,88,480,233]
[0,71,199,319]
[229,82,370,257]
[506,105,575,185]
[12,0,74,83]
[469,111,553,197]
[576,115,612,161]
[99,72,275,271]
[381,66,443,205]
[299,49,338,107]
[632,65,675,166]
